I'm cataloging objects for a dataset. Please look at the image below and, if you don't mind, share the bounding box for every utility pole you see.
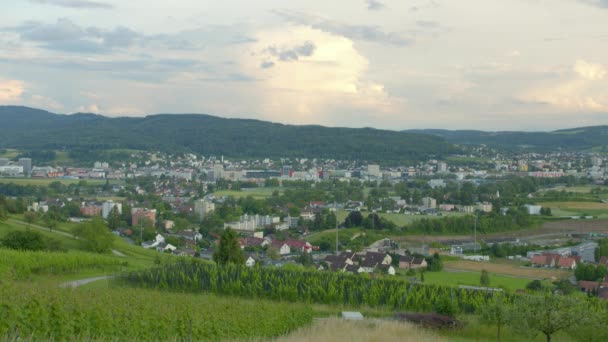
[474,212,478,253]
[335,202,339,255]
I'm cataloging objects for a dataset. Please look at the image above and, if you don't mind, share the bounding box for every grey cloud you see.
[7,18,140,53]
[366,0,386,11]
[274,10,412,46]
[260,61,275,69]
[29,0,113,9]
[267,41,316,61]
[579,0,608,8]
[416,21,440,28]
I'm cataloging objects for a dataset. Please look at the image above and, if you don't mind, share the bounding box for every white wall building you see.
[102,201,122,219]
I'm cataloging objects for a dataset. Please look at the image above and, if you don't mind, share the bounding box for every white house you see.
[142,234,165,249]
[246,256,256,267]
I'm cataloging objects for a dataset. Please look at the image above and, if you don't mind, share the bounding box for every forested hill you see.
[0,106,458,163]
[406,127,608,152]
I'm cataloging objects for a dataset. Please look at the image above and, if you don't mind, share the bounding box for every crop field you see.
[0,284,313,341]
[444,260,570,279]
[422,270,531,291]
[540,201,608,211]
[0,248,127,280]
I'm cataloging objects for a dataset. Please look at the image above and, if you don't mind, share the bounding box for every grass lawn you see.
[0,178,109,186]
[444,259,570,279]
[421,270,531,291]
[337,209,468,227]
[214,187,281,199]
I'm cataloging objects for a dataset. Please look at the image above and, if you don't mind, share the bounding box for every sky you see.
[1,0,608,131]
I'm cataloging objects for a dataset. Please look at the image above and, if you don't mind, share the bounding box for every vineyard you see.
[0,248,127,279]
[116,262,496,313]
[0,283,312,341]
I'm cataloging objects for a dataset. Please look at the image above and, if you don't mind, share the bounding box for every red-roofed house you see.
[285,239,312,253]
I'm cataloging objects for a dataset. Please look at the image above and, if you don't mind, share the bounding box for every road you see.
[9,218,126,257]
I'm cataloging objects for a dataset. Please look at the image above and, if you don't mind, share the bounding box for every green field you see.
[0,177,110,186]
[422,270,531,291]
[337,209,468,227]
[214,187,281,199]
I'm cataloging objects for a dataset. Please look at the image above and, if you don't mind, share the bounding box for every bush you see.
[1,230,47,251]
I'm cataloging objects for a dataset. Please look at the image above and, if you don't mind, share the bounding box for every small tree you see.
[107,206,122,230]
[23,211,38,227]
[510,294,583,342]
[480,269,490,286]
[213,228,245,265]
[72,217,114,253]
[479,295,509,341]
[0,205,7,221]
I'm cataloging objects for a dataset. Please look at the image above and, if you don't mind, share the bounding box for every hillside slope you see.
[0,106,457,163]
[407,127,608,151]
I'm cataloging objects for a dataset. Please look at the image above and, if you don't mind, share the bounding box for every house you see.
[284,239,312,253]
[324,253,356,271]
[531,253,579,269]
[155,242,177,253]
[345,264,364,274]
[175,230,203,242]
[142,234,166,249]
[378,264,396,276]
[399,255,427,269]
[240,236,269,249]
[245,255,257,267]
[359,252,392,273]
[578,276,608,299]
[270,240,291,255]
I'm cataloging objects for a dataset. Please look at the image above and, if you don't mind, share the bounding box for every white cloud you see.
[30,94,64,110]
[521,60,608,112]
[0,79,25,102]
[240,26,405,124]
[574,59,606,80]
[76,103,100,113]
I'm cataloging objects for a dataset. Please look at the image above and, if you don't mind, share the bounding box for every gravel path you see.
[59,276,113,288]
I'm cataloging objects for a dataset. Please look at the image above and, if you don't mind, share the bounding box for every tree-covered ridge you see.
[0,106,457,163]
[407,126,608,151]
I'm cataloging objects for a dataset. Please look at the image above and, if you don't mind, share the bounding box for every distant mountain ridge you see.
[0,106,457,163]
[406,127,608,151]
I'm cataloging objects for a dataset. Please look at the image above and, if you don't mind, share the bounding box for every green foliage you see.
[23,211,38,226]
[595,238,608,262]
[0,248,125,279]
[107,205,122,229]
[479,295,509,341]
[426,253,444,272]
[0,284,312,341]
[526,280,542,291]
[480,269,490,287]
[406,209,534,235]
[575,263,607,282]
[71,217,114,253]
[433,296,459,317]
[0,106,457,163]
[213,228,244,265]
[1,230,47,251]
[118,262,498,313]
[344,210,363,228]
[509,294,584,342]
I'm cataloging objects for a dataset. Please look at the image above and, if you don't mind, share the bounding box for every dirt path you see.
[59,276,113,288]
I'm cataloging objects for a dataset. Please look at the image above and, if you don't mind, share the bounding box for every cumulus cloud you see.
[29,0,113,9]
[273,10,412,46]
[366,0,386,11]
[521,60,608,112]
[241,26,405,124]
[574,59,606,80]
[0,79,25,103]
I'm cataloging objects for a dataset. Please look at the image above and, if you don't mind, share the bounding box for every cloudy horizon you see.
[1,0,608,131]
